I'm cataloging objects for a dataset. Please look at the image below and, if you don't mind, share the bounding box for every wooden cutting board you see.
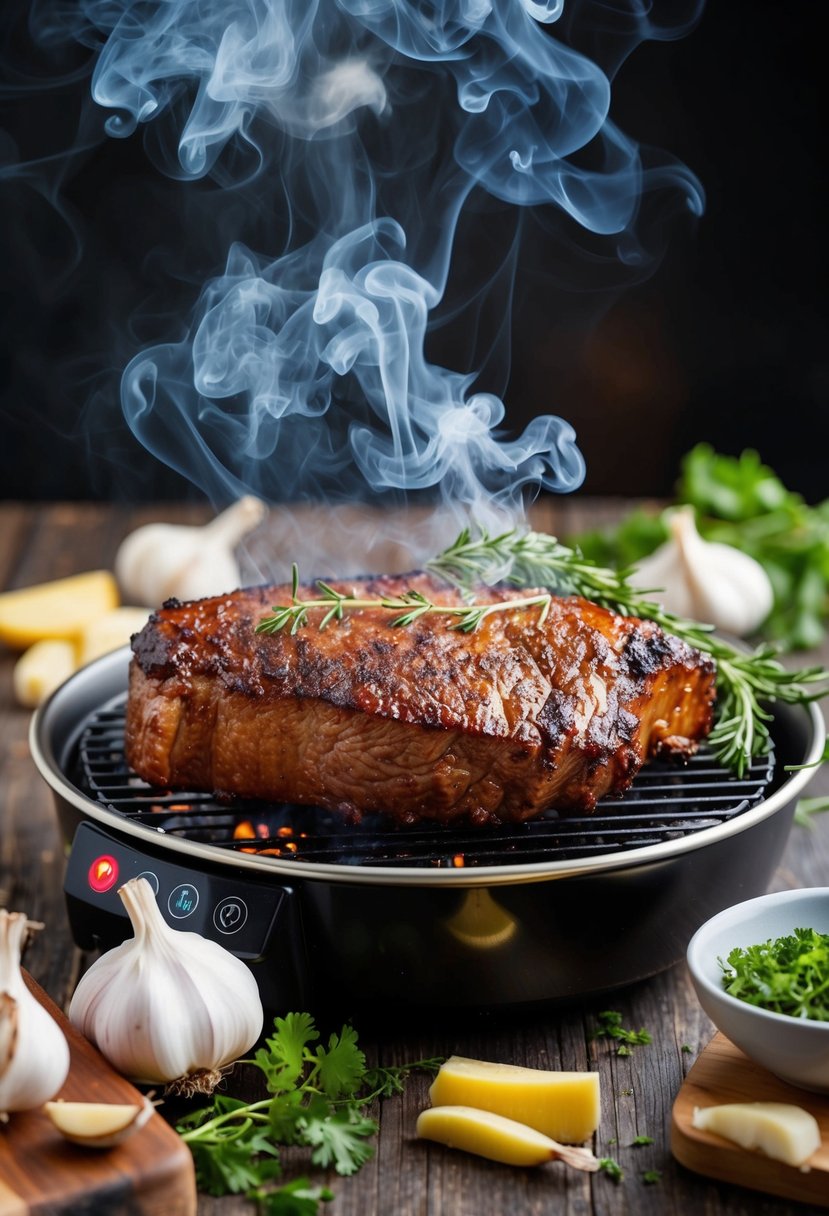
[671,1031,829,1207]
[0,973,197,1216]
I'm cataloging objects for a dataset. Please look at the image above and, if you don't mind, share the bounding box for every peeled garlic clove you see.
[115,496,267,606]
[692,1102,820,1167]
[44,1095,154,1149]
[0,911,71,1119]
[632,506,774,636]
[69,878,263,1094]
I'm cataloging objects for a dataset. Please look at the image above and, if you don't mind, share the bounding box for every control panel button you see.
[88,854,119,893]
[213,897,249,935]
[136,870,160,895]
[168,884,199,919]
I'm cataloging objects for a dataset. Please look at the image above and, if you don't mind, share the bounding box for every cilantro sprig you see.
[176,1012,442,1211]
[719,927,829,1020]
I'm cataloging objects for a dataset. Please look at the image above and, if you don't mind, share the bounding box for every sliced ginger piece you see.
[416,1105,600,1169]
[44,1096,154,1148]
[692,1102,821,1168]
[0,571,118,650]
[429,1055,600,1144]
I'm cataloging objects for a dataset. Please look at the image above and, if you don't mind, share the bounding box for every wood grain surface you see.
[671,1032,829,1208]
[2,498,829,1216]
[0,973,196,1216]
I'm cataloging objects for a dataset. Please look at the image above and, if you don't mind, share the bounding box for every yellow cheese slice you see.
[429,1055,600,1144]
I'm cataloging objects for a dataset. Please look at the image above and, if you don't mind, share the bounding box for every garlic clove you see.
[691,1101,821,1168]
[115,496,267,606]
[631,506,774,636]
[69,877,264,1094]
[44,1095,154,1149]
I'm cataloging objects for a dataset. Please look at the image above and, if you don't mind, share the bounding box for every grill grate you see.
[76,698,777,869]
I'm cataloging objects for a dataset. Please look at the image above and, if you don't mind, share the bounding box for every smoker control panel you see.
[65,822,288,961]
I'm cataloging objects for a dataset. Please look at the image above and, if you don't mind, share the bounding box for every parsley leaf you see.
[302,1100,377,1175]
[313,1025,366,1100]
[256,1012,319,1093]
[592,1010,652,1053]
[599,1157,624,1182]
[256,1178,333,1216]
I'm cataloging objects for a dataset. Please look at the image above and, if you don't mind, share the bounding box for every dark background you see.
[0,1,825,503]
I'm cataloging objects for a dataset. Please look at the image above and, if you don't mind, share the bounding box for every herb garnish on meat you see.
[255,523,829,777]
[255,564,552,635]
[426,525,829,777]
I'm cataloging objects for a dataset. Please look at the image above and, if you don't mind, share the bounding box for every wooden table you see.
[2,498,828,1216]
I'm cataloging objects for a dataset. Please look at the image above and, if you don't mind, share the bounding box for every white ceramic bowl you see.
[686,886,829,1094]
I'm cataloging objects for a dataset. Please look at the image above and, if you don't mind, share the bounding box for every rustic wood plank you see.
[672,1032,829,1207]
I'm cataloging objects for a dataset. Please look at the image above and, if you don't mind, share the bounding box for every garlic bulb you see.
[0,910,71,1119]
[631,505,774,636]
[115,496,267,606]
[69,878,263,1095]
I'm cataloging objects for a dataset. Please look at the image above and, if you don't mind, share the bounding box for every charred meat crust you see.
[126,574,716,824]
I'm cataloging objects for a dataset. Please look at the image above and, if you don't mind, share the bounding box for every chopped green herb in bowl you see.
[720,927,829,1021]
[686,887,829,1093]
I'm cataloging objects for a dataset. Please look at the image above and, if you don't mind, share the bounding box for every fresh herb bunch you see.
[719,928,829,1021]
[426,525,829,777]
[176,1012,442,1212]
[255,563,551,636]
[569,444,829,652]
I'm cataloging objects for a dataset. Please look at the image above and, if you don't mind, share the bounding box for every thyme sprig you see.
[255,562,552,636]
[426,526,829,776]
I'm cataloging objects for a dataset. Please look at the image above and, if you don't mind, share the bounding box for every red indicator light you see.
[88,854,119,893]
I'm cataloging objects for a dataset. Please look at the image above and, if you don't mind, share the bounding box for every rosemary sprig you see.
[255,563,552,636]
[426,526,829,776]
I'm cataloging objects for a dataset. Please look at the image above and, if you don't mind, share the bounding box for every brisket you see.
[124,574,716,825]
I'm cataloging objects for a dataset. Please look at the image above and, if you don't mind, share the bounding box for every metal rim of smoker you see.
[31,645,826,890]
